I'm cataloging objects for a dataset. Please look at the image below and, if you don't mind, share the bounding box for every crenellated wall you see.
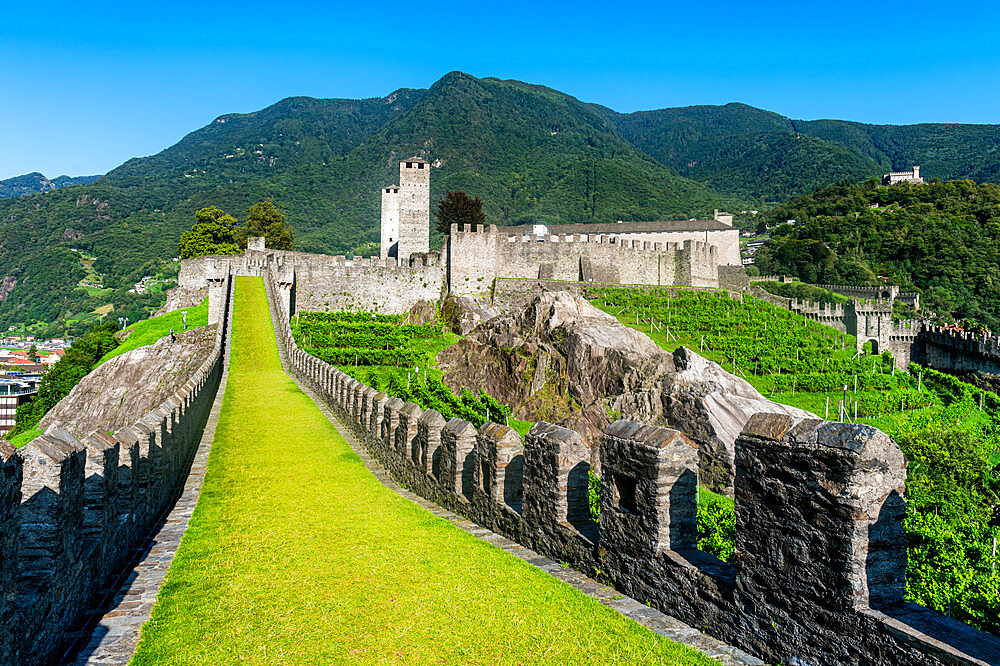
[0,277,232,666]
[180,248,442,315]
[447,224,721,297]
[813,283,921,309]
[265,272,1000,666]
[921,325,1000,375]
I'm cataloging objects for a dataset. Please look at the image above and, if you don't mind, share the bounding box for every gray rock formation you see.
[441,293,502,335]
[438,290,811,491]
[40,325,217,436]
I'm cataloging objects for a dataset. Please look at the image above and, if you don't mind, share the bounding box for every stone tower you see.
[396,157,430,264]
[380,185,400,260]
[845,299,893,356]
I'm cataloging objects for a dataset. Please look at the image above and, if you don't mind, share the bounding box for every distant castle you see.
[181,155,746,316]
[882,166,923,186]
[375,156,743,295]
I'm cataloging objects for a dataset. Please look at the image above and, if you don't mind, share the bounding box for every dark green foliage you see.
[234,198,294,250]
[793,119,1000,184]
[178,206,241,259]
[434,190,485,235]
[588,470,602,522]
[697,490,735,562]
[607,102,1000,203]
[753,178,1000,329]
[607,104,883,203]
[8,321,119,437]
[754,281,849,305]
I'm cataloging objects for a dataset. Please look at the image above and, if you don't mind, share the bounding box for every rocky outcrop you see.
[438,291,811,491]
[653,347,810,493]
[153,285,207,316]
[0,276,16,302]
[407,299,438,325]
[441,293,502,335]
[40,325,217,436]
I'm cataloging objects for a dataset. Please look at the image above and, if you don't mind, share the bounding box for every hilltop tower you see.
[397,157,430,263]
[380,185,400,260]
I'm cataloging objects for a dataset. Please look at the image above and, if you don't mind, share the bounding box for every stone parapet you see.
[0,273,232,665]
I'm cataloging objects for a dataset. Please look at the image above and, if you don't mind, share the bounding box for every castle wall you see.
[178,254,239,290]
[921,326,1000,375]
[268,277,1000,666]
[446,225,499,297]
[179,249,442,317]
[499,222,740,267]
[447,225,721,297]
[287,252,442,315]
[0,276,232,665]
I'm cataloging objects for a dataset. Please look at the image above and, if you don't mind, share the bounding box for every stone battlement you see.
[448,223,720,296]
[265,273,1000,666]
[180,244,443,315]
[812,283,920,309]
[790,298,845,317]
[0,277,233,665]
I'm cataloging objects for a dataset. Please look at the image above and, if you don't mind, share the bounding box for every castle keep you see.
[380,157,431,264]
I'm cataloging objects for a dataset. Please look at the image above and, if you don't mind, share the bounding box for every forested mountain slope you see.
[4,71,1000,334]
[793,119,1000,183]
[753,179,1000,329]
[604,103,885,202]
[605,102,1000,203]
[0,72,728,333]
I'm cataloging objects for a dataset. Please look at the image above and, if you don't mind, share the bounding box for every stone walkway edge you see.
[65,290,235,665]
[269,307,764,666]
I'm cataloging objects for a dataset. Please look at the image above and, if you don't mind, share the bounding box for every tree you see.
[434,190,485,236]
[236,198,295,250]
[178,207,241,259]
[28,344,38,363]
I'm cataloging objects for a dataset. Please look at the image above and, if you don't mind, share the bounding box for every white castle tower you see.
[380,157,430,264]
[380,185,400,260]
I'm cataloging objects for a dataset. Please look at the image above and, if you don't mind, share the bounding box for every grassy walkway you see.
[131,277,713,665]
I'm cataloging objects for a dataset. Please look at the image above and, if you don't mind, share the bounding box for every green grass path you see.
[131,277,713,665]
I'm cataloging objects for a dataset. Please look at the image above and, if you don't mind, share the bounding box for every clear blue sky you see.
[2,0,998,180]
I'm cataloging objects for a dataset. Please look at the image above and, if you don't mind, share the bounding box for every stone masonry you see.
[0,277,232,665]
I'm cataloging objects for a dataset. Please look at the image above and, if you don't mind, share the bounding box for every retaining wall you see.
[265,270,1000,666]
[0,277,232,665]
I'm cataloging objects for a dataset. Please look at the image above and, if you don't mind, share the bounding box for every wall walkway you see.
[129,277,726,665]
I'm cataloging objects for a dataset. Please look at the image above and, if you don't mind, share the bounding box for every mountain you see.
[601,103,884,202]
[3,71,1000,335]
[0,172,101,199]
[791,119,1000,183]
[0,72,730,334]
